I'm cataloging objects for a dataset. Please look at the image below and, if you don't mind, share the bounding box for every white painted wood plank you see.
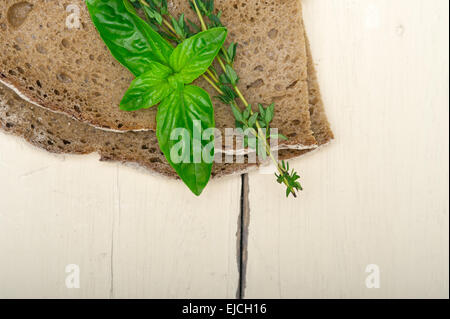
[111,169,240,299]
[245,0,449,299]
[0,136,114,298]
[0,133,241,298]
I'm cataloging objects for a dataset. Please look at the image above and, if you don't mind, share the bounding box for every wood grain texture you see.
[0,135,240,298]
[110,168,240,299]
[245,0,449,299]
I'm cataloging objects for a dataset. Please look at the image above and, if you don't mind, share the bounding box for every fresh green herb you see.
[187,0,304,197]
[87,0,226,195]
[87,0,303,198]
[276,161,303,197]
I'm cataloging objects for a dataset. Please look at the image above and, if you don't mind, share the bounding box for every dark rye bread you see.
[0,31,333,178]
[169,0,315,151]
[0,0,317,150]
[303,28,333,146]
[0,83,257,178]
[279,33,334,160]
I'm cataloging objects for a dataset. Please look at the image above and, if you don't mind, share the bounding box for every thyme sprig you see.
[133,0,303,198]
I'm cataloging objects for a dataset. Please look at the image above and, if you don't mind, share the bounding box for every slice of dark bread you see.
[279,31,334,161]
[0,29,333,178]
[0,83,257,178]
[0,0,317,151]
[303,25,334,147]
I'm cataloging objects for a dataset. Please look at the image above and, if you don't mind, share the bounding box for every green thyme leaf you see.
[230,103,244,124]
[171,16,186,38]
[227,42,237,63]
[248,112,259,128]
[142,5,162,25]
[187,18,202,33]
[215,85,236,104]
[265,103,275,124]
[269,133,288,141]
[258,104,266,120]
[208,13,223,27]
[150,0,168,14]
[225,65,239,85]
[192,0,208,15]
[219,73,230,84]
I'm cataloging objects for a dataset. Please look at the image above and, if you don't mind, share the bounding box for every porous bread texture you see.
[303,29,334,146]
[278,30,334,160]
[0,83,257,179]
[170,0,315,150]
[0,0,316,150]
[0,30,333,178]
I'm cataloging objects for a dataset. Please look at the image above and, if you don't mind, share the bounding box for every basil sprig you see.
[87,0,227,195]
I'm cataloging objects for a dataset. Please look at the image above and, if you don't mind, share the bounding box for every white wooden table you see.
[0,0,448,299]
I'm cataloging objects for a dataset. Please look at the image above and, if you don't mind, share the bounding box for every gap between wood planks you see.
[236,174,250,299]
[107,170,250,298]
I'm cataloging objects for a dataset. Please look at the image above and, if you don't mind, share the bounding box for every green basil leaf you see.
[167,73,185,91]
[120,61,173,111]
[169,27,227,84]
[86,0,173,76]
[156,85,215,195]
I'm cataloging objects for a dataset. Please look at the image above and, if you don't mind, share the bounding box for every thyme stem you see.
[202,74,223,94]
[163,19,178,35]
[206,68,219,83]
[201,63,298,196]
[233,84,295,195]
[192,0,208,31]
